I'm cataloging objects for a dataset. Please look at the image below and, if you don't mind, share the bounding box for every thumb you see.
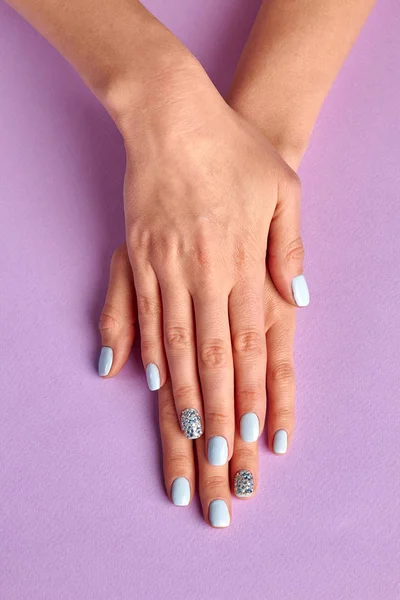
[98,243,137,377]
[268,172,310,307]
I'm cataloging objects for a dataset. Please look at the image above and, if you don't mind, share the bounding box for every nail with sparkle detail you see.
[234,470,254,498]
[180,408,203,440]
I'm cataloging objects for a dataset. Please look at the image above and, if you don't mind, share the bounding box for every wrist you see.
[227,88,310,171]
[105,43,200,136]
[88,4,205,142]
[110,51,225,162]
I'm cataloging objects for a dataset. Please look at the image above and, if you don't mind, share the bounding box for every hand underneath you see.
[98,243,296,527]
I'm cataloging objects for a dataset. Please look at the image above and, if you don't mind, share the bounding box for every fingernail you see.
[240,413,260,442]
[209,499,230,528]
[208,436,228,466]
[145,363,160,391]
[180,408,203,440]
[292,274,310,307]
[171,477,191,507]
[234,470,254,498]
[273,429,288,454]
[98,346,113,376]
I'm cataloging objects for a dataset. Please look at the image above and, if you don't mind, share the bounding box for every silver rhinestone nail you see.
[180,408,202,440]
[234,469,254,498]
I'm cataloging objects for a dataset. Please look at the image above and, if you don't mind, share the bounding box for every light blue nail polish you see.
[273,429,288,454]
[208,436,228,466]
[240,413,260,442]
[98,346,113,376]
[209,499,230,528]
[146,363,160,391]
[171,477,191,507]
[292,274,310,307]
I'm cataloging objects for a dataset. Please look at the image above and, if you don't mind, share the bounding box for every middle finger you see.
[193,289,234,467]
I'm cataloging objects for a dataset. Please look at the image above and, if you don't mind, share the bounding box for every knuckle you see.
[232,239,249,270]
[192,243,220,282]
[233,330,264,358]
[164,326,192,350]
[140,338,158,356]
[159,399,178,424]
[194,245,213,270]
[99,304,121,332]
[235,447,255,463]
[151,235,179,268]
[173,384,198,405]
[137,294,161,317]
[237,387,265,407]
[199,340,228,369]
[167,451,193,473]
[269,361,295,386]
[270,405,294,422]
[128,224,149,251]
[204,475,227,494]
[284,237,305,263]
[206,410,230,427]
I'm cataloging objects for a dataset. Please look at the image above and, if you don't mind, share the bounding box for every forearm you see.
[228,0,376,169]
[5,0,197,131]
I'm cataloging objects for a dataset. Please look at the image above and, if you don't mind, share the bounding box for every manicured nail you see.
[240,413,259,442]
[273,429,288,454]
[98,346,113,376]
[180,408,203,440]
[209,499,230,528]
[292,274,310,307]
[171,477,191,507]
[208,436,228,466]
[234,470,254,498]
[145,363,160,391]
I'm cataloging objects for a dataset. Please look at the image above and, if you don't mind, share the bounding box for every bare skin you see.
[5,0,375,526]
[228,0,376,171]
[100,243,295,526]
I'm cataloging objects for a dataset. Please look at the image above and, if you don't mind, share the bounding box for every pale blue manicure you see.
[292,274,310,307]
[146,363,160,391]
[171,477,191,507]
[209,499,230,528]
[240,413,259,442]
[273,429,288,454]
[98,346,113,377]
[208,436,228,466]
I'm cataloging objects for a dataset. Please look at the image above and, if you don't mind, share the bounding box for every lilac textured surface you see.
[0,1,399,599]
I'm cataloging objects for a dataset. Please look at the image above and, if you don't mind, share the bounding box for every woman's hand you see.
[99,244,296,527]
[105,55,304,469]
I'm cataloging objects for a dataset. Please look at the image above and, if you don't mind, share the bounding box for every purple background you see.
[1,1,399,598]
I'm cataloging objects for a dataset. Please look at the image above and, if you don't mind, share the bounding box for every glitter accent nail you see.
[180,408,202,440]
[234,470,254,498]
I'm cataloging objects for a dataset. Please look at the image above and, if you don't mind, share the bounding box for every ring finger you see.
[193,289,235,467]
[230,429,258,500]
[159,378,195,507]
[159,279,204,440]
